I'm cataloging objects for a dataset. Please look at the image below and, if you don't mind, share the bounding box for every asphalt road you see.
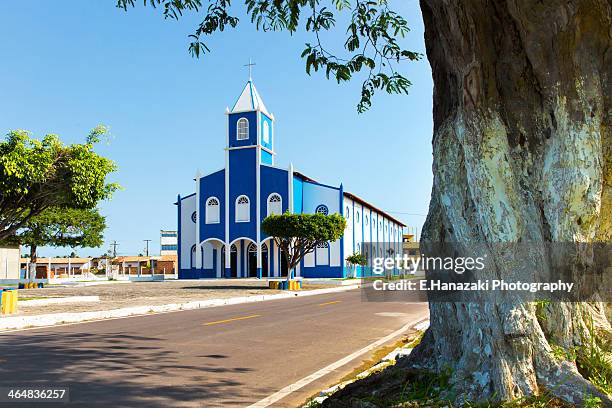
[0,288,428,408]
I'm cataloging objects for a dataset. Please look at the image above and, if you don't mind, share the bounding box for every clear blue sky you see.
[0,0,432,258]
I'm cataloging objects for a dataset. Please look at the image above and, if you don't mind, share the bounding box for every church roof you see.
[231,80,270,116]
[293,171,406,226]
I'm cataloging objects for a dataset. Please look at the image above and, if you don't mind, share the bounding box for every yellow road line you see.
[318,300,341,307]
[204,314,261,326]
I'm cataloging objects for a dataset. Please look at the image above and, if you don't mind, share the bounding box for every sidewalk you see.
[1,281,361,331]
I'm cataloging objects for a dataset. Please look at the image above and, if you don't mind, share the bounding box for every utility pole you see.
[144,239,151,257]
[110,241,119,258]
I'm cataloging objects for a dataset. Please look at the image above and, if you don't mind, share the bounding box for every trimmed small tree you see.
[345,252,367,279]
[261,212,346,282]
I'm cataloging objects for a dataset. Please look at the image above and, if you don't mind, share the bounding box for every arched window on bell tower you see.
[237,118,249,140]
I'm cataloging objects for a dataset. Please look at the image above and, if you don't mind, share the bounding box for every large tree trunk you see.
[28,244,38,281]
[402,0,611,405]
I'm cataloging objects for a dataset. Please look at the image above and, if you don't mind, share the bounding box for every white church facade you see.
[176,80,404,279]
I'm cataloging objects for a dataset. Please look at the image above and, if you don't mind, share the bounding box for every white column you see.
[224,118,230,274]
[236,241,242,278]
[195,170,203,269]
[216,244,222,278]
[288,163,294,213]
[256,112,262,271]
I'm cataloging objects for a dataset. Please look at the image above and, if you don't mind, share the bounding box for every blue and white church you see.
[176,79,405,279]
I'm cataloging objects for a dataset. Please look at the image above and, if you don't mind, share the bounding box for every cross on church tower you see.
[244,58,256,81]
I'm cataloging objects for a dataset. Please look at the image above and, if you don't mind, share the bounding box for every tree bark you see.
[401,0,611,405]
[28,244,37,281]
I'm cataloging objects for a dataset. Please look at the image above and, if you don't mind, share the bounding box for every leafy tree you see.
[0,126,118,243]
[116,0,420,113]
[346,252,367,278]
[17,207,106,279]
[261,212,345,280]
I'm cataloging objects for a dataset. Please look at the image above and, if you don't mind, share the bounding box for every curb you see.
[0,284,361,332]
[306,319,431,407]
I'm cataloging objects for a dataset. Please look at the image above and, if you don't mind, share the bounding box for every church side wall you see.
[179,194,196,271]
[292,176,304,213]
[299,181,343,278]
[343,195,403,278]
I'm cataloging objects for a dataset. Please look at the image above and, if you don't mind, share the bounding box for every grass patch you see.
[319,369,580,408]
[576,325,612,395]
[17,296,51,301]
[319,366,453,407]
[465,391,576,408]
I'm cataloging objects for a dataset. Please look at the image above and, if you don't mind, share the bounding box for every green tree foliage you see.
[346,252,367,267]
[346,252,367,278]
[116,0,421,112]
[17,207,106,263]
[261,212,346,278]
[0,126,118,242]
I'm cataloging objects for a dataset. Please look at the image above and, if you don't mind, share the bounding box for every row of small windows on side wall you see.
[191,193,283,225]
[344,205,400,235]
[235,118,271,143]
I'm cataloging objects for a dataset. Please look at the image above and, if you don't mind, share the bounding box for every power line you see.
[144,239,152,257]
[110,241,119,258]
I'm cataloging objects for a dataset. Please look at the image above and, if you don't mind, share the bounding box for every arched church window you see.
[190,245,197,268]
[316,205,329,216]
[316,241,329,265]
[191,211,197,223]
[365,215,369,227]
[356,211,360,223]
[345,206,350,218]
[263,121,270,144]
[237,118,249,140]
[205,197,220,224]
[235,195,250,222]
[267,193,282,216]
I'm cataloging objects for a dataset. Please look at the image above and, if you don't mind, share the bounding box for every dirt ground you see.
[10,280,333,317]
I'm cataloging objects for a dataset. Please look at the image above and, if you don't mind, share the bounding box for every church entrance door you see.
[261,244,268,278]
[248,243,257,278]
[221,245,238,278]
[247,243,269,278]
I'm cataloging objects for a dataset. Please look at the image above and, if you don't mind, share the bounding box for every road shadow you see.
[0,331,253,407]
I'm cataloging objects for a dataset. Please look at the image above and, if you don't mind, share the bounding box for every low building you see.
[160,230,178,256]
[0,246,21,279]
[402,233,424,275]
[19,257,93,279]
[113,255,177,275]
